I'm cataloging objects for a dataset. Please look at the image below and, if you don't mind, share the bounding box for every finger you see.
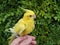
[29,43,36,45]
[26,35,36,41]
[19,37,32,45]
[29,43,32,45]
[31,41,36,45]
[29,41,36,45]
[11,37,27,45]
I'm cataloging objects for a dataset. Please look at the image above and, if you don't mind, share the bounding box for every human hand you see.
[11,35,36,45]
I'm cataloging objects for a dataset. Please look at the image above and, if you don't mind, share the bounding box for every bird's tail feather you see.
[8,28,19,45]
[8,35,16,45]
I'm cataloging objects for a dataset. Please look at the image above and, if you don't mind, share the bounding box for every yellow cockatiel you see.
[9,9,36,45]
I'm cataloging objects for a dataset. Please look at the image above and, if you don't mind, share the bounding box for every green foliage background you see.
[0,0,60,45]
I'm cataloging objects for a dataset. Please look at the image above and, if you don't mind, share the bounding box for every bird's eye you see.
[29,15,32,17]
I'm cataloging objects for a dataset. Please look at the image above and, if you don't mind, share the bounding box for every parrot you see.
[8,8,36,45]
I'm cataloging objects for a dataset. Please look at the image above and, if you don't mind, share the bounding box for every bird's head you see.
[23,10,36,20]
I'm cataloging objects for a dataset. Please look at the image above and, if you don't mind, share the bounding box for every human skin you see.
[11,35,36,45]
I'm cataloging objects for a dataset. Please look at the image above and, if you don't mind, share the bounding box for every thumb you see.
[11,37,27,45]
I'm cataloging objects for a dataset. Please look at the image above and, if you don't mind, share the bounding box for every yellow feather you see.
[9,9,36,45]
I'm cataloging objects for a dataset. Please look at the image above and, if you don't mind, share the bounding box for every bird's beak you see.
[34,15,36,19]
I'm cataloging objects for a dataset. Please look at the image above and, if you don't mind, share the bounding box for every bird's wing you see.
[10,23,26,36]
[18,23,26,35]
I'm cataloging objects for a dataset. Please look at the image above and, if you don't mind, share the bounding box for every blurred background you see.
[0,0,60,45]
